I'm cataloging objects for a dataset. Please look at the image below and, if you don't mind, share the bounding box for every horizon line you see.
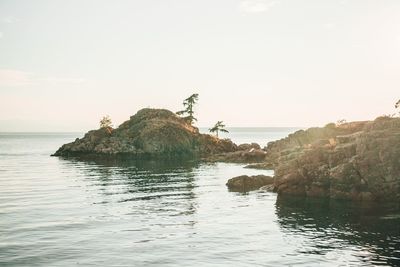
[0,126,306,134]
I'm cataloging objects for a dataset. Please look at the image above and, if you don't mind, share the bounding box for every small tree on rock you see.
[209,121,229,138]
[396,100,400,114]
[100,115,113,129]
[176,93,199,124]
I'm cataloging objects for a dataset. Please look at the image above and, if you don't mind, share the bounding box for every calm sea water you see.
[1,129,399,267]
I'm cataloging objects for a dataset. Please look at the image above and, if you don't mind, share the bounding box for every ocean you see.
[1,129,399,266]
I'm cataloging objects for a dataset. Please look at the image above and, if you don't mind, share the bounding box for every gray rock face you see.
[53,108,237,158]
[271,117,400,203]
[226,175,274,192]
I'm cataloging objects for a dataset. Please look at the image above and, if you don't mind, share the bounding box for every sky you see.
[0,0,399,131]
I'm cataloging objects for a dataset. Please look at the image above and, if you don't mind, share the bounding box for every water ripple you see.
[0,134,399,266]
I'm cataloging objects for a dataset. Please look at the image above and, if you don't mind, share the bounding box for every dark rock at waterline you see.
[237,143,261,151]
[206,148,267,163]
[226,175,274,192]
[53,108,237,158]
[259,184,275,192]
[244,162,274,170]
[205,142,265,164]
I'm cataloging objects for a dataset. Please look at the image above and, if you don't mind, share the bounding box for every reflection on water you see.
[1,133,400,266]
[276,196,400,266]
[60,157,200,217]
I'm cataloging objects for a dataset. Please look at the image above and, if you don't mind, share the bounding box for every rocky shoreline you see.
[53,109,400,204]
[270,117,400,203]
[231,117,400,204]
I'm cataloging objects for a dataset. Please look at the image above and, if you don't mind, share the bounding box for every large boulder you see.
[53,108,237,158]
[272,116,400,203]
[226,175,274,192]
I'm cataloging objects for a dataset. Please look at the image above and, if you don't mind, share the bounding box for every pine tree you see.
[209,121,229,138]
[176,93,199,124]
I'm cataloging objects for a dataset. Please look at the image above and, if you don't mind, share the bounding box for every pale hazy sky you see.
[0,0,399,131]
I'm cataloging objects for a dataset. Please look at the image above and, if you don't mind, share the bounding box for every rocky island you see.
[53,108,239,158]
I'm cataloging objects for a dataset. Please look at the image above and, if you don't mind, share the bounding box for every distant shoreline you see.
[0,127,304,134]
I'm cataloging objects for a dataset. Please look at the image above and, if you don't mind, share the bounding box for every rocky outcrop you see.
[271,117,400,203]
[53,108,237,158]
[206,148,267,163]
[237,143,261,151]
[226,175,274,192]
[264,121,368,168]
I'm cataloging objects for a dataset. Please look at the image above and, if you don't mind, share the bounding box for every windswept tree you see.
[100,115,113,129]
[209,121,229,138]
[396,100,400,112]
[176,93,199,124]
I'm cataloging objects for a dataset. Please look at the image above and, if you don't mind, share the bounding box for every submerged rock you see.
[226,175,274,192]
[53,108,237,158]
